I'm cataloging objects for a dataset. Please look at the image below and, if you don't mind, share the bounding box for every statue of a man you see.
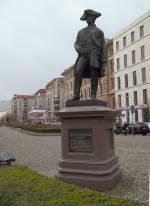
[73,9,107,100]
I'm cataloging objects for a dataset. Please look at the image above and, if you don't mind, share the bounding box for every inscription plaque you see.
[69,129,93,153]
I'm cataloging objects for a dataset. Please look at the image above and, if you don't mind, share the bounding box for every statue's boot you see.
[72,74,82,101]
[91,77,98,100]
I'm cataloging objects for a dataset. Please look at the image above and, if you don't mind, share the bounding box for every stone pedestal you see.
[56,100,121,191]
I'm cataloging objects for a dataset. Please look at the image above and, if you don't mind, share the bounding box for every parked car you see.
[144,122,150,133]
[128,122,147,135]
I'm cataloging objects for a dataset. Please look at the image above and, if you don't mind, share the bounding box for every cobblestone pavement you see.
[108,134,150,203]
[0,126,149,203]
[0,126,61,177]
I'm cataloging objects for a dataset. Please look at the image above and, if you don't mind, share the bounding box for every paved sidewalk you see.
[109,134,150,203]
[0,126,61,177]
[0,126,149,203]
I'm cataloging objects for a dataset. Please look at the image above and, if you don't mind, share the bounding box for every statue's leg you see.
[90,67,98,99]
[73,56,88,100]
[73,74,82,100]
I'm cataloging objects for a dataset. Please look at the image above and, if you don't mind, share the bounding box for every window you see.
[117,77,121,90]
[132,50,136,64]
[110,48,113,56]
[110,59,114,72]
[100,84,103,94]
[84,89,86,99]
[125,93,129,106]
[124,54,127,67]
[111,78,114,89]
[125,74,128,88]
[117,58,120,70]
[113,97,115,109]
[143,89,147,104]
[88,87,91,97]
[133,71,137,86]
[116,41,119,51]
[134,110,138,122]
[123,36,126,47]
[134,91,138,105]
[109,59,114,72]
[118,95,121,107]
[126,110,130,122]
[54,100,60,104]
[142,67,146,83]
[140,25,144,37]
[70,82,72,90]
[131,31,135,42]
[108,49,111,57]
[141,46,145,60]
[142,109,150,122]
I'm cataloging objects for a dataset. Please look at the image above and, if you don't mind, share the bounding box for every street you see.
[0,126,149,203]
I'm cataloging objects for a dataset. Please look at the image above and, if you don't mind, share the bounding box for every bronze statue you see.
[73,9,107,100]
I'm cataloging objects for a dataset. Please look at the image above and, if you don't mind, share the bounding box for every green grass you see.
[0,166,148,206]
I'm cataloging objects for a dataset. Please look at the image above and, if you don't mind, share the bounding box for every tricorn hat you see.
[80,9,101,21]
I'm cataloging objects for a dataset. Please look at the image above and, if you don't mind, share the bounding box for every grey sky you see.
[0,0,149,101]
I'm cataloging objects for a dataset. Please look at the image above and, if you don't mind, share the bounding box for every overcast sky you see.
[0,0,149,101]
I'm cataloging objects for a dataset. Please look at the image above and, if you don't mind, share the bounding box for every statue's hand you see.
[101,69,105,77]
[103,62,107,69]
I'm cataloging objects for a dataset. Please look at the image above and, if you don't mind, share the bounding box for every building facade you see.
[45,77,64,123]
[33,89,46,110]
[62,39,115,109]
[105,40,115,108]
[12,94,34,122]
[114,11,150,123]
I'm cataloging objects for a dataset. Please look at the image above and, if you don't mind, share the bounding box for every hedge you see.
[0,166,148,206]
[21,126,61,133]
[8,122,61,133]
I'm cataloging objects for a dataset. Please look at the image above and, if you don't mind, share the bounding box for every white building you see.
[45,77,64,123]
[33,89,46,110]
[11,94,34,122]
[113,11,150,123]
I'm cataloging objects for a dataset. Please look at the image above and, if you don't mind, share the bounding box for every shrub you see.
[22,127,61,133]
[8,122,61,133]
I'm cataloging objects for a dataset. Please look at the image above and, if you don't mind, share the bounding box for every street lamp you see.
[131,105,135,135]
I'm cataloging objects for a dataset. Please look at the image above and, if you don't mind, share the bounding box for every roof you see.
[61,65,74,75]
[34,88,46,96]
[113,10,150,39]
[106,39,113,46]
[13,94,33,99]
[45,77,64,88]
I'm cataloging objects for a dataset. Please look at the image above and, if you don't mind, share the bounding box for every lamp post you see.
[131,105,135,135]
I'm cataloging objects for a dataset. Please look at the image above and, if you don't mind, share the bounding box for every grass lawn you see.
[0,166,148,206]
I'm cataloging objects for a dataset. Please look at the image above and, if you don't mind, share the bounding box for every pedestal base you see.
[56,100,121,191]
[56,158,121,191]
